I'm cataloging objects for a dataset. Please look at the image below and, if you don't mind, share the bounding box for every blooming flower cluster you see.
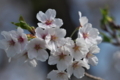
[0,9,102,80]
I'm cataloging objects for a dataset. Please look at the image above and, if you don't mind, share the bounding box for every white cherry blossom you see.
[78,23,101,45]
[78,11,88,27]
[35,27,48,40]
[47,70,68,80]
[71,38,88,60]
[67,60,90,79]
[45,27,66,51]
[26,38,48,62]
[11,50,37,67]
[48,49,72,71]
[0,31,21,57]
[19,50,37,67]
[84,45,100,66]
[57,37,74,53]
[10,27,28,52]
[37,9,63,29]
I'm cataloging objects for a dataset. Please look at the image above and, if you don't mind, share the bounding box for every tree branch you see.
[85,72,104,80]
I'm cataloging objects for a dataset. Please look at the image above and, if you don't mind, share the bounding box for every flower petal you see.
[88,55,98,66]
[45,9,56,19]
[80,16,88,27]
[48,55,58,65]
[54,18,63,27]
[73,67,85,78]
[37,11,47,22]
[36,49,48,62]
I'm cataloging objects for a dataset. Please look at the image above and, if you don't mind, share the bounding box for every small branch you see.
[70,27,79,38]
[85,72,104,80]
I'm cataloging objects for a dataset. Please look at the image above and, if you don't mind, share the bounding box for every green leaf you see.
[100,8,108,16]
[19,16,24,21]
[101,32,111,42]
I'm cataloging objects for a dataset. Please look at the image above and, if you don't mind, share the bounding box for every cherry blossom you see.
[26,38,48,62]
[47,70,69,80]
[0,9,102,80]
[37,9,63,29]
[0,31,21,57]
[10,27,28,52]
[78,11,88,27]
[35,27,48,40]
[45,27,66,51]
[78,23,101,45]
[67,60,90,79]
[48,48,72,71]
[84,45,100,66]
[71,38,88,60]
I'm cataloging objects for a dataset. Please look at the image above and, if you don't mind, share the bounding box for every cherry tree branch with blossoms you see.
[0,9,103,80]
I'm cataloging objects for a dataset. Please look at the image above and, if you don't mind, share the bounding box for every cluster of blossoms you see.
[0,9,102,80]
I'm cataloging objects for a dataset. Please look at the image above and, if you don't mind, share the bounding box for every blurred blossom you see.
[113,51,120,72]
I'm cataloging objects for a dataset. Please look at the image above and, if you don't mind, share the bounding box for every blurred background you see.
[0,0,120,80]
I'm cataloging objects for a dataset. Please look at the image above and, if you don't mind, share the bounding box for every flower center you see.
[51,35,57,41]
[86,53,93,58]
[59,53,67,60]
[18,36,24,43]
[58,72,65,77]
[73,44,80,52]
[9,39,15,46]
[83,33,89,39]
[72,61,79,69]
[45,20,53,25]
[34,44,41,51]
[42,34,47,39]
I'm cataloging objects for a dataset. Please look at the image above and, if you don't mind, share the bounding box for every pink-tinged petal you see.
[56,28,66,38]
[35,27,45,39]
[73,51,85,60]
[88,55,98,66]
[17,27,24,34]
[48,70,68,80]
[84,24,92,32]
[80,16,88,27]
[89,45,100,54]
[36,11,47,22]
[5,43,20,57]
[67,65,73,78]
[5,48,17,57]
[1,31,11,40]
[79,60,90,69]
[96,36,102,44]
[57,61,68,71]
[36,49,48,62]
[78,11,82,18]
[73,67,85,79]
[47,70,58,80]
[37,23,49,29]
[28,49,37,59]
[0,39,9,49]
[45,9,56,19]
[89,28,98,38]
[48,55,58,65]
[54,18,63,27]
[47,41,57,51]
[28,59,37,67]
[64,55,73,64]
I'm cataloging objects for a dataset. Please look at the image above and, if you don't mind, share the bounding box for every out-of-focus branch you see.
[100,8,120,46]
[85,72,104,80]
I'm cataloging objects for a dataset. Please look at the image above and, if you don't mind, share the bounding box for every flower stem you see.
[70,27,80,38]
[85,72,104,80]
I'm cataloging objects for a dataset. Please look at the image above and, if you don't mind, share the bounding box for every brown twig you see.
[85,72,104,80]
